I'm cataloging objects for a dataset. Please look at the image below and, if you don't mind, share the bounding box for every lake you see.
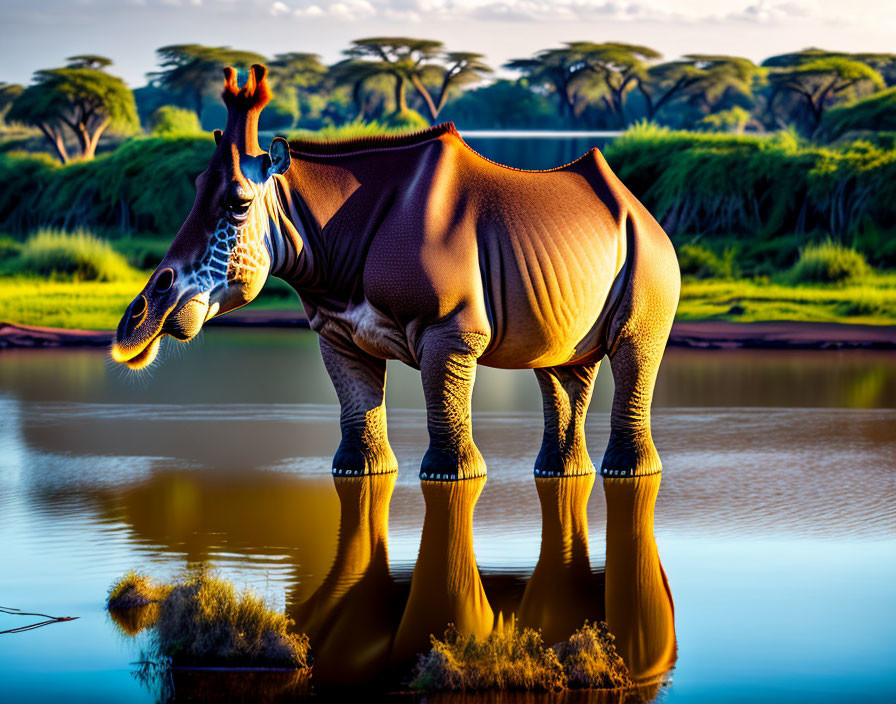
[1,329,895,702]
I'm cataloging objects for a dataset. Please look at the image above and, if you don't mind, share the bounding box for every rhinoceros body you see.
[112,67,680,484]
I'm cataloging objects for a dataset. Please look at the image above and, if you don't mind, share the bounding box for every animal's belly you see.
[478,297,609,369]
[316,300,417,366]
[478,234,623,369]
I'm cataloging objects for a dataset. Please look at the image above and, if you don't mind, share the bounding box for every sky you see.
[1,0,894,88]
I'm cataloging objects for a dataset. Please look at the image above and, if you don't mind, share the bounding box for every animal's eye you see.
[226,197,252,218]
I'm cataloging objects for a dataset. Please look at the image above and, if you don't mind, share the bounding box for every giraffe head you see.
[112,64,291,370]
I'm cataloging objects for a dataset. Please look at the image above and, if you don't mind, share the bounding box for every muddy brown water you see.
[0,329,894,702]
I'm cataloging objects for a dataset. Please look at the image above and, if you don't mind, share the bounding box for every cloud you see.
[727,0,818,23]
[262,0,838,25]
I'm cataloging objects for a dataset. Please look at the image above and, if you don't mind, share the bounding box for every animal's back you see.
[444,136,634,368]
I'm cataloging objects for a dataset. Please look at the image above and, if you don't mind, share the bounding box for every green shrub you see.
[0,136,214,235]
[677,242,738,278]
[697,106,751,134]
[382,109,430,130]
[288,119,421,143]
[0,235,22,260]
[604,123,896,243]
[789,241,871,284]
[11,229,138,281]
[150,106,203,137]
[824,87,896,139]
[112,236,170,269]
[410,618,632,692]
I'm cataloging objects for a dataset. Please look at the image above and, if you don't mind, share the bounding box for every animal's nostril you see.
[131,295,147,318]
[155,268,175,293]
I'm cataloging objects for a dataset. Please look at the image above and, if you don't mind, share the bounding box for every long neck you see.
[265,169,320,291]
[267,153,402,303]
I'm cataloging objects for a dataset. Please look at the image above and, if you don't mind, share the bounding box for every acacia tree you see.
[571,42,661,126]
[411,51,492,122]
[505,49,598,123]
[330,58,390,120]
[765,51,884,132]
[8,57,137,162]
[267,52,329,127]
[0,82,23,126]
[152,45,267,121]
[342,37,443,114]
[636,55,759,121]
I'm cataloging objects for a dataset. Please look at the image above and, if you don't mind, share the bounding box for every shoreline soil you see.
[3,312,895,351]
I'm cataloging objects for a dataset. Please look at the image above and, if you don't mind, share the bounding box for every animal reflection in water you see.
[296,472,676,688]
[105,469,673,695]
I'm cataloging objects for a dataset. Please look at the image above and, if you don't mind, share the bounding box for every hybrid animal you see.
[112,65,680,482]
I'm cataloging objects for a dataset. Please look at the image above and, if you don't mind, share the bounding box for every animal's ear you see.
[213,129,223,146]
[266,136,291,178]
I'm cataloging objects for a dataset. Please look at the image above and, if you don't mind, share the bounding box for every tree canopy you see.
[151,45,267,119]
[8,58,137,162]
[340,37,491,122]
[765,50,885,132]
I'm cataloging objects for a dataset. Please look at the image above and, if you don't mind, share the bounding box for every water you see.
[461,131,617,171]
[0,329,894,702]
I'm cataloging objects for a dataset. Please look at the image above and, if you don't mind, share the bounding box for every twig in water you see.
[0,606,79,634]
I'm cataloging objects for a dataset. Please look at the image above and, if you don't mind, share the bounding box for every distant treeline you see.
[2,126,893,270]
[2,42,895,164]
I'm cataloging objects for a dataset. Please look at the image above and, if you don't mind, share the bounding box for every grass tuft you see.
[410,617,631,692]
[107,569,311,671]
[553,621,631,690]
[9,229,138,282]
[789,241,871,284]
[108,570,170,609]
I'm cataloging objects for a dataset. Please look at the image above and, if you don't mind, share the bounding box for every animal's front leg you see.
[418,331,489,480]
[320,338,397,477]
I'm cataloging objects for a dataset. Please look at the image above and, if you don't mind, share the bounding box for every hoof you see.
[534,465,595,478]
[599,466,662,478]
[420,444,486,482]
[332,442,397,478]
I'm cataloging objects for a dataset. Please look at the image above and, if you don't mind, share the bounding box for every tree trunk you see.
[38,123,69,164]
[393,74,408,114]
[410,74,438,122]
[82,118,109,160]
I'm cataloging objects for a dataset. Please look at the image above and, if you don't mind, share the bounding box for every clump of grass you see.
[789,241,871,284]
[107,570,171,637]
[10,229,138,281]
[155,572,309,668]
[554,622,631,690]
[411,618,564,692]
[108,570,170,609]
[677,242,738,279]
[410,617,631,693]
[106,569,311,671]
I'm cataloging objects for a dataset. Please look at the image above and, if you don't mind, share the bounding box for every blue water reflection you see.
[1,330,894,702]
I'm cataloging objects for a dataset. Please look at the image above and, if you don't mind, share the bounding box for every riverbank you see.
[2,273,896,331]
[3,315,895,351]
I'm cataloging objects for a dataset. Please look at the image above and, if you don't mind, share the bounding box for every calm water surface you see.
[0,329,894,702]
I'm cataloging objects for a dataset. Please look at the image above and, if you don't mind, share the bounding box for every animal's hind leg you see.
[320,338,397,477]
[601,309,674,478]
[533,362,599,477]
